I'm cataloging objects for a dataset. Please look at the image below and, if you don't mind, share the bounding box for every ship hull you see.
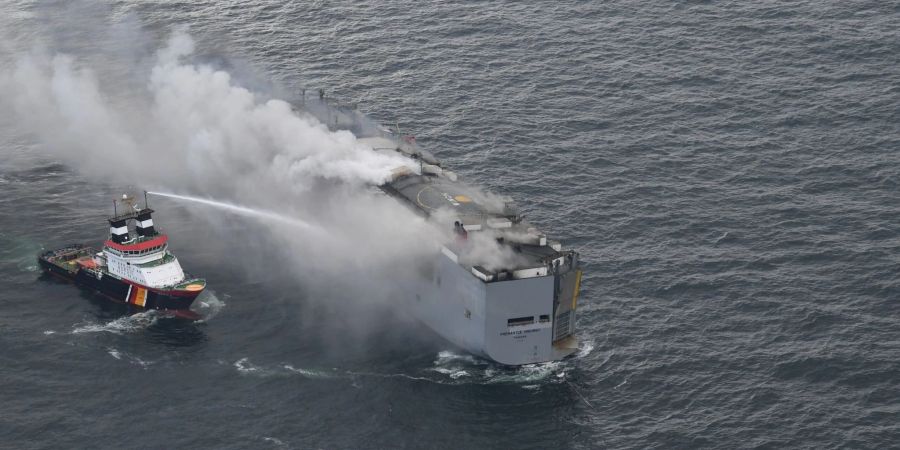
[410,251,581,366]
[38,258,202,313]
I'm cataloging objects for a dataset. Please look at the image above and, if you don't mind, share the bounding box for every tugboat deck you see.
[40,245,96,273]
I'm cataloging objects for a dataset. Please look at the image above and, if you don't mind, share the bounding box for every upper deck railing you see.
[108,207,154,224]
[109,192,154,223]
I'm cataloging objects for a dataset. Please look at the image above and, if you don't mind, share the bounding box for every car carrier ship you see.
[38,194,206,319]
[305,92,583,365]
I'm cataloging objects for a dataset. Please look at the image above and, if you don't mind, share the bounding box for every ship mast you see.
[108,193,157,243]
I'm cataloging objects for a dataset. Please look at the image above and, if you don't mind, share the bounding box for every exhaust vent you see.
[507,316,535,327]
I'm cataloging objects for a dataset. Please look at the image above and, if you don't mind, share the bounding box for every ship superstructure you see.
[39,194,206,317]
[306,94,583,365]
[377,144,582,365]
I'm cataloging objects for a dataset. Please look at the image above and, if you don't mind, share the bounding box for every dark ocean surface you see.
[2,1,900,448]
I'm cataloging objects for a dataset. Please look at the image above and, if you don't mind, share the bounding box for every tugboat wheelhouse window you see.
[114,245,163,257]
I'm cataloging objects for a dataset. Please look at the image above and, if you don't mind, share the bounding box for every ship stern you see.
[482,265,581,366]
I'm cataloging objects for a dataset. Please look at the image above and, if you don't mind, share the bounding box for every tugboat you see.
[38,192,206,319]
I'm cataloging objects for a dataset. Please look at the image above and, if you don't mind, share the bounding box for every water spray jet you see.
[146,191,319,232]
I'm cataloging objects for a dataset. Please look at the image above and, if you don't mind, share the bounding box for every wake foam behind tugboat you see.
[38,193,206,319]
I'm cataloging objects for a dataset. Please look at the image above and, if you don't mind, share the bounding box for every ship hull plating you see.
[412,252,581,366]
[38,259,201,312]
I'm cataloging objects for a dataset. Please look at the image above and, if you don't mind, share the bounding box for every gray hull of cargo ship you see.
[411,248,581,365]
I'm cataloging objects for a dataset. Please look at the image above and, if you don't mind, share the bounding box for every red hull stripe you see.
[105,235,168,251]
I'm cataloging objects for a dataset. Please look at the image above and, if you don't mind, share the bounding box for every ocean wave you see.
[577,339,596,358]
[429,351,569,386]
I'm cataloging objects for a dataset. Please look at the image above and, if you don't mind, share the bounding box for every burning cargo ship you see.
[308,93,583,365]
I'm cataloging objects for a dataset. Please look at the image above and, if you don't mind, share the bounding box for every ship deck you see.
[304,97,577,275]
[136,253,176,268]
[40,245,97,273]
[386,174,492,220]
[382,173,568,271]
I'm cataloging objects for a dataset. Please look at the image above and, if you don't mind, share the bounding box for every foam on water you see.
[486,361,567,384]
[231,355,566,387]
[195,291,226,323]
[432,367,471,379]
[234,357,265,375]
[233,358,340,380]
[0,236,43,273]
[577,340,596,359]
[449,370,470,379]
[72,311,159,335]
[106,347,154,367]
[261,437,289,448]
[434,350,483,366]
[429,350,569,386]
[282,364,337,380]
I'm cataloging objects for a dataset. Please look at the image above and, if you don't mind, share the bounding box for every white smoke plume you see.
[1,31,416,199]
[0,29,452,304]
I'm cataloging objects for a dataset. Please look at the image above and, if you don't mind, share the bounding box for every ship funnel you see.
[135,210,156,237]
[109,218,129,244]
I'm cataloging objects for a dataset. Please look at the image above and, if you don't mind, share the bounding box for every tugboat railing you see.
[108,208,153,224]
